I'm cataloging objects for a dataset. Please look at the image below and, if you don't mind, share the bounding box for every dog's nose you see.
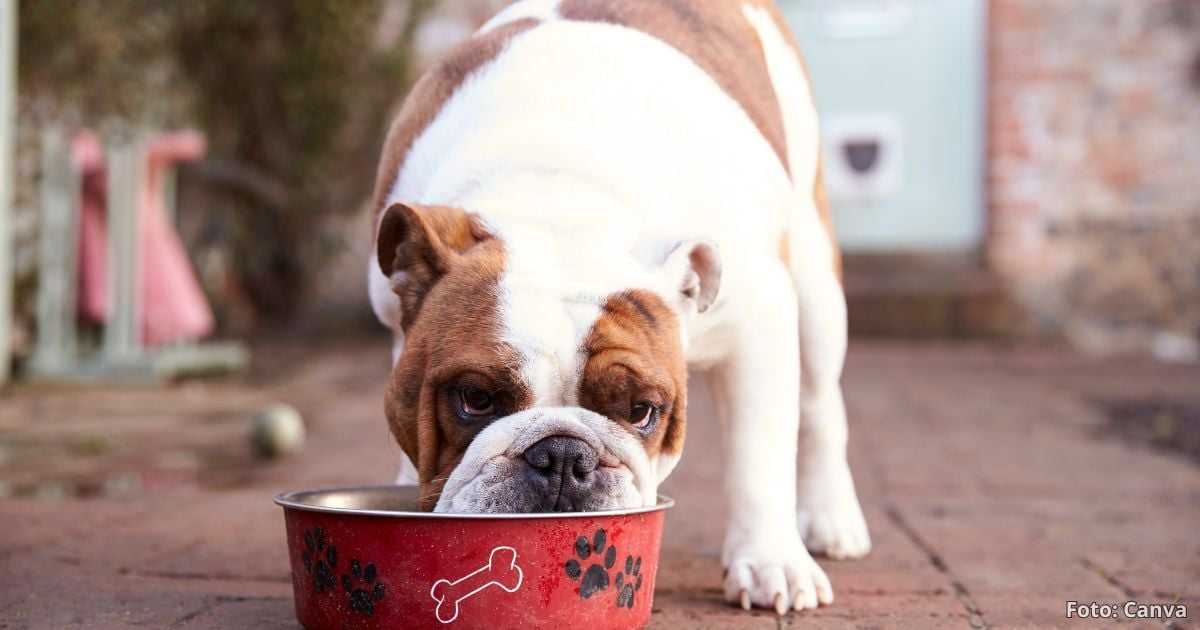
[522,436,599,511]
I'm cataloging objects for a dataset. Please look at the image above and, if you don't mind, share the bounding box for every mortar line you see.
[125,568,292,584]
[167,598,219,629]
[1078,556,1138,599]
[856,400,990,630]
[883,503,988,630]
[1078,556,1184,630]
[213,594,292,603]
[167,594,290,629]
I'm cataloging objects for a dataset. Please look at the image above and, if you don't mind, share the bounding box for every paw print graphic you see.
[564,528,617,599]
[303,527,338,593]
[342,558,386,617]
[615,554,643,609]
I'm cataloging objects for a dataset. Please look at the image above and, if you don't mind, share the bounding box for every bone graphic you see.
[429,546,524,624]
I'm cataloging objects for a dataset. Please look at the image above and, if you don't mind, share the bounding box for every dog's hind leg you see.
[742,1,871,561]
[786,174,871,560]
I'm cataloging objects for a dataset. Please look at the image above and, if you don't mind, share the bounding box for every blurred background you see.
[1,2,1198,627]
[2,0,1199,371]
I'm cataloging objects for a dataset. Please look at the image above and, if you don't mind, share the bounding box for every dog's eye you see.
[459,387,495,418]
[630,402,659,430]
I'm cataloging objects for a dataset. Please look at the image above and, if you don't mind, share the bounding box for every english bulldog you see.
[368,0,870,614]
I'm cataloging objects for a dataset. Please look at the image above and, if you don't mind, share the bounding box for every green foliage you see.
[18,1,190,125]
[18,0,435,320]
[170,1,432,314]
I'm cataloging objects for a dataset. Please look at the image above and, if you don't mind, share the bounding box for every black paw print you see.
[564,528,617,599]
[342,558,386,617]
[303,527,338,593]
[615,554,643,609]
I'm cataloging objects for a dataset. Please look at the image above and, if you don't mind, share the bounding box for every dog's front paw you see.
[723,536,833,614]
[797,460,871,560]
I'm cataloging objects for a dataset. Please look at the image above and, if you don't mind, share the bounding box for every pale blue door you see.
[779,0,987,253]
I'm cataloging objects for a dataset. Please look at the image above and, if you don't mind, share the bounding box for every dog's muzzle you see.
[433,407,656,513]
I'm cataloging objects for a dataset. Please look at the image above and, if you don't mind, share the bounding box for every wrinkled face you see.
[377,204,706,513]
[374,201,710,511]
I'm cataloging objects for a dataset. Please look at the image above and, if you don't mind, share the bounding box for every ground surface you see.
[0,339,1197,629]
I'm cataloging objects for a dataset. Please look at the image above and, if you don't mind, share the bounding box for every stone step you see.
[843,253,1015,339]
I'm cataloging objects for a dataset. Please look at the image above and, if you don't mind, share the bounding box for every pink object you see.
[73,130,215,346]
[74,131,108,324]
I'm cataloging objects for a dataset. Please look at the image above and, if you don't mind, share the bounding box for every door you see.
[779,0,987,253]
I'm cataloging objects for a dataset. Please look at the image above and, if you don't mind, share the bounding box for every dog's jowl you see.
[368,0,871,614]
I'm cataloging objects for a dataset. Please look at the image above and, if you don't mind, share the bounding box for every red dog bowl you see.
[275,486,673,629]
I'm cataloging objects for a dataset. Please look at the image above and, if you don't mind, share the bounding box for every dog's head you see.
[374,202,721,513]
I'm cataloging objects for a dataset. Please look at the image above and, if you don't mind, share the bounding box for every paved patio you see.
[0,338,1197,628]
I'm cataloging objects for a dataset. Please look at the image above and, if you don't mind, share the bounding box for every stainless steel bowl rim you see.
[274,484,675,519]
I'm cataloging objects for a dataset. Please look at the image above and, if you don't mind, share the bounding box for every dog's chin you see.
[433,457,646,513]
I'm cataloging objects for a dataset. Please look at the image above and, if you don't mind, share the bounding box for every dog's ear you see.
[376,203,491,329]
[657,238,722,316]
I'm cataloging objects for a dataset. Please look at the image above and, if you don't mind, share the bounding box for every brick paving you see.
[1,339,1197,629]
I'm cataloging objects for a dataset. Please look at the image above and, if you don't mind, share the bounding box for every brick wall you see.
[988,0,1200,358]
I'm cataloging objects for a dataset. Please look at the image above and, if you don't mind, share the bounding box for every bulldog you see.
[368,0,870,614]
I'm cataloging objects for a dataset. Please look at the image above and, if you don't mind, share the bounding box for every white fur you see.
[367,253,405,363]
[369,1,869,613]
[744,4,871,563]
[434,407,655,512]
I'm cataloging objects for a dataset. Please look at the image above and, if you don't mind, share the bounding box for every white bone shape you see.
[429,546,524,624]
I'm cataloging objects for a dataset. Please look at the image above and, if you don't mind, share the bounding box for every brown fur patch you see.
[370,18,541,220]
[577,290,689,463]
[380,207,529,511]
[377,203,496,329]
[777,231,791,268]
